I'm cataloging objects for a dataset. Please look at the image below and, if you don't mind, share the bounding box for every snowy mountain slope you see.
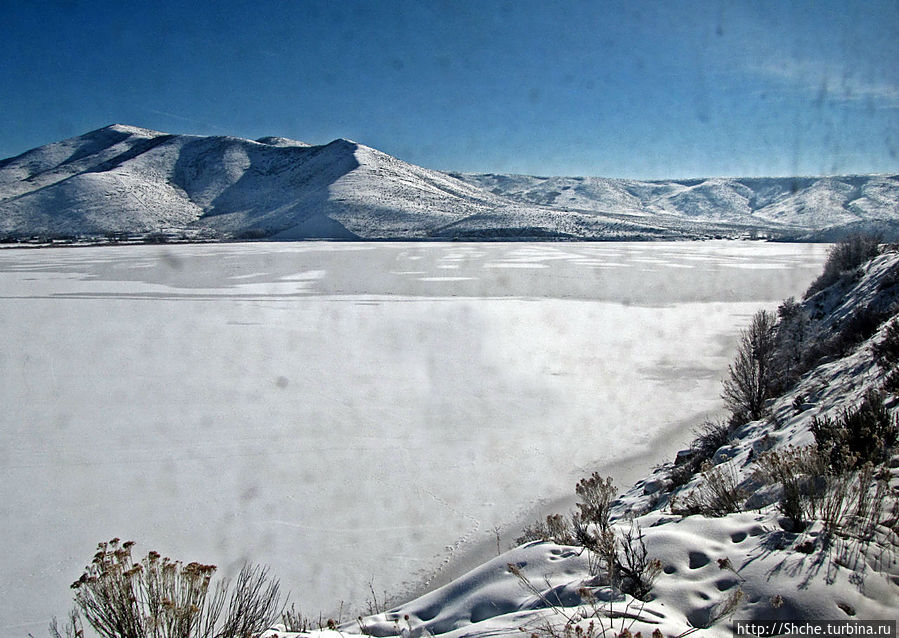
[458,172,899,239]
[0,125,563,241]
[0,126,452,239]
[445,174,654,217]
[2,125,898,241]
[297,141,508,239]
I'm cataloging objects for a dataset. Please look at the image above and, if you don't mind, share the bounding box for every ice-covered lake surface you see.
[0,241,828,634]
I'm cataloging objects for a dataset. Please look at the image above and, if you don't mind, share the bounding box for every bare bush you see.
[694,588,745,630]
[546,514,577,546]
[812,473,857,535]
[805,464,894,539]
[835,305,894,354]
[575,473,616,531]
[517,521,551,545]
[811,391,898,473]
[571,475,662,602]
[674,462,746,517]
[805,234,882,299]
[63,539,281,638]
[616,521,661,602]
[280,605,313,633]
[848,464,892,541]
[872,318,899,392]
[773,297,810,389]
[510,554,660,638]
[665,420,737,490]
[49,610,84,638]
[217,565,281,638]
[872,318,899,369]
[752,446,826,528]
[692,420,733,462]
[569,474,619,582]
[516,515,577,546]
[754,447,895,539]
[666,461,696,491]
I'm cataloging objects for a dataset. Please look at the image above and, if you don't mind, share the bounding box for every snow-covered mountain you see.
[456,172,899,241]
[0,124,507,241]
[2,124,898,241]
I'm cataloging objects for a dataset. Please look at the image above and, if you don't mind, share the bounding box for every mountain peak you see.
[255,136,311,148]
[95,123,166,137]
[324,138,359,149]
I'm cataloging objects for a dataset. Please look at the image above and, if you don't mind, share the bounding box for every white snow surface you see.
[2,125,898,241]
[263,251,899,638]
[0,241,831,636]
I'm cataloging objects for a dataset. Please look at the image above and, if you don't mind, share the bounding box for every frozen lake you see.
[0,241,828,634]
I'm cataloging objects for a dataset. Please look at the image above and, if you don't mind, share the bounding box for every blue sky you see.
[1,0,897,179]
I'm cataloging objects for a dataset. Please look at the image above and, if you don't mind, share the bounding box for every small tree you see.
[772,296,810,387]
[722,310,778,423]
[873,318,899,368]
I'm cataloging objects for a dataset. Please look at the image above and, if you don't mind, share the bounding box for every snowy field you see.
[0,241,828,635]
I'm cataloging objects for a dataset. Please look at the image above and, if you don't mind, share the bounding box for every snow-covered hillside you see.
[0,125,501,241]
[457,172,899,241]
[2,125,897,241]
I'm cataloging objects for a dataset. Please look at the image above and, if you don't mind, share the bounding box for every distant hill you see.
[455,172,899,241]
[2,124,897,241]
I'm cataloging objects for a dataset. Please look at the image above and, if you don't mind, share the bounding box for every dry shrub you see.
[666,419,737,491]
[517,515,577,546]
[752,445,825,528]
[59,539,281,638]
[834,305,894,355]
[753,446,894,539]
[805,234,882,299]
[811,391,898,474]
[616,520,662,602]
[873,318,899,368]
[721,310,778,423]
[574,473,616,531]
[807,464,893,538]
[570,474,618,583]
[872,318,899,393]
[673,462,746,517]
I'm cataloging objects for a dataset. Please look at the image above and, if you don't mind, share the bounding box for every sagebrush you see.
[672,461,745,517]
[54,539,281,638]
[811,390,897,473]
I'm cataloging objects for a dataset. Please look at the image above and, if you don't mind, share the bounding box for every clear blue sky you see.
[1,0,897,179]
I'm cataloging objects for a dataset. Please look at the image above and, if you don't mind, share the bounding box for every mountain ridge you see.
[2,124,897,242]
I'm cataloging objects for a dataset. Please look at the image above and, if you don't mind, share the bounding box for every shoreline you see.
[384,408,717,614]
